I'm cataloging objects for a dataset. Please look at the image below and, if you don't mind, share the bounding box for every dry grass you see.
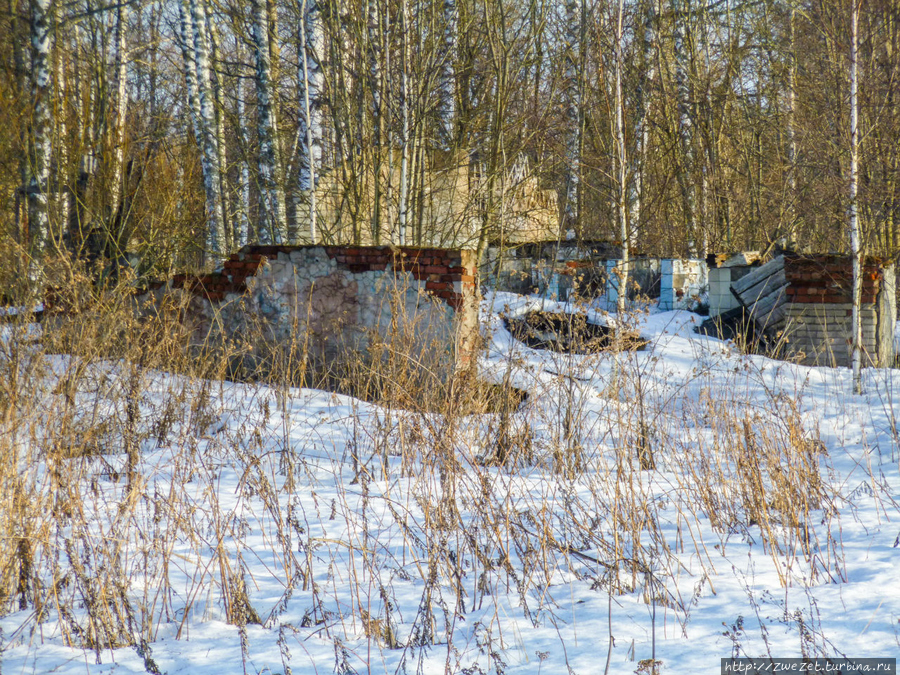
[0,255,854,672]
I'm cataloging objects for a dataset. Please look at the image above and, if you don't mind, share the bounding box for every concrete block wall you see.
[708,266,754,316]
[164,244,480,371]
[777,255,895,367]
[781,303,878,367]
[659,259,707,311]
[708,268,739,316]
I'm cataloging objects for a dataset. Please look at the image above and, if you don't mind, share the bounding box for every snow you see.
[1,295,898,674]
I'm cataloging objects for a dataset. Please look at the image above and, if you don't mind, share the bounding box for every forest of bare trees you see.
[3,0,900,276]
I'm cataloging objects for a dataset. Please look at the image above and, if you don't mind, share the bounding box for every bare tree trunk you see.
[398,0,410,245]
[108,0,128,252]
[54,14,69,241]
[367,0,383,243]
[439,0,457,147]
[27,0,53,258]
[671,0,697,256]
[849,0,862,393]
[208,19,232,248]
[631,0,656,246]
[177,0,202,147]
[297,0,321,243]
[251,0,287,244]
[232,34,251,247]
[563,0,583,236]
[615,0,628,316]
[236,74,251,247]
[188,0,225,259]
[786,4,797,236]
[13,0,27,246]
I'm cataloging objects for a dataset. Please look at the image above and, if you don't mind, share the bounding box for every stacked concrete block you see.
[659,259,707,311]
[781,304,879,367]
[777,255,895,367]
[708,268,739,316]
[728,253,896,367]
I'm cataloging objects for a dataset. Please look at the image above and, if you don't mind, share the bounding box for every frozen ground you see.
[1,293,898,674]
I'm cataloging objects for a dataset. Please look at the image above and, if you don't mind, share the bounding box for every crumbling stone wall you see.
[148,244,479,373]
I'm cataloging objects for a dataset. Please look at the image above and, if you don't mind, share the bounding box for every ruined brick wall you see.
[161,244,479,372]
[779,255,895,367]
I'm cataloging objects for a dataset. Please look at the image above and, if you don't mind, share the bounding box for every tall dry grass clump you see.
[0,257,855,672]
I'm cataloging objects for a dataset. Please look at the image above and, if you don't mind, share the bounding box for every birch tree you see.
[177,0,202,143]
[207,18,231,246]
[108,0,128,247]
[297,0,322,243]
[630,0,657,243]
[671,0,698,256]
[187,0,225,258]
[235,36,251,247]
[251,0,287,244]
[27,0,53,257]
[849,0,862,393]
[440,0,458,147]
[367,0,383,242]
[398,0,411,244]
[614,0,628,315]
[54,16,69,240]
[563,0,584,235]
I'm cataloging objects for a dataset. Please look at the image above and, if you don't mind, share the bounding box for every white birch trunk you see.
[109,0,128,234]
[297,0,322,243]
[850,1,862,392]
[630,0,656,245]
[177,1,202,145]
[398,0,410,245]
[188,0,225,258]
[563,0,582,233]
[27,0,52,256]
[671,0,697,256]
[207,19,231,248]
[615,0,628,316]
[439,0,457,147]
[251,0,287,244]
[236,64,251,247]
[55,19,68,239]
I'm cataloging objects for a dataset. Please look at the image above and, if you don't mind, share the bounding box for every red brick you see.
[425,281,450,291]
[425,265,448,274]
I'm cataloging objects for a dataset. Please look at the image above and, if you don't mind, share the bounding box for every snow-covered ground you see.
[1,294,898,673]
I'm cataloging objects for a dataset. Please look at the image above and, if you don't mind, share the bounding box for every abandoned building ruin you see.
[133,237,898,375]
[139,244,480,374]
[300,151,559,248]
[708,252,897,368]
[487,241,706,310]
